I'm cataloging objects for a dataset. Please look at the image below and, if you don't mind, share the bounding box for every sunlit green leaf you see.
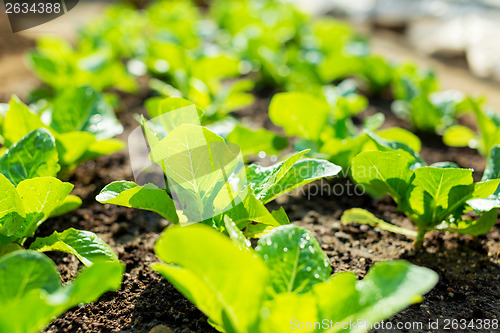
[30,228,118,266]
[255,225,331,294]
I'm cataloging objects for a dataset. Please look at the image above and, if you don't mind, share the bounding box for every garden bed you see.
[38,96,500,333]
[1,2,499,332]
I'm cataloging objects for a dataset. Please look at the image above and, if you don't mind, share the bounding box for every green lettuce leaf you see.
[29,228,118,266]
[152,224,268,332]
[255,225,331,294]
[153,224,437,333]
[247,150,341,204]
[269,92,330,142]
[351,150,414,204]
[0,129,60,186]
[227,124,288,157]
[50,85,123,140]
[0,250,123,333]
[96,181,179,223]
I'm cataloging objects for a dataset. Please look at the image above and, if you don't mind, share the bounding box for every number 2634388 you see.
[5,2,62,14]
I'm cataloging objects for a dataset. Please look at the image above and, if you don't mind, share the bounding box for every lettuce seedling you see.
[0,128,82,216]
[0,250,123,333]
[391,63,466,133]
[314,19,394,92]
[80,1,202,60]
[0,87,124,174]
[268,82,421,169]
[211,0,391,92]
[146,47,255,120]
[0,129,117,265]
[210,0,310,90]
[343,150,500,247]
[443,98,500,156]
[144,97,279,158]
[27,36,137,93]
[0,170,117,265]
[97,119,340,234]
[152,223,438,332]
[0,129,61,185]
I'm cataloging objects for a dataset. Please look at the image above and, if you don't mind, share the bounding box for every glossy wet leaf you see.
[153,225,437,333]
[247,150,341,204]
[96,181,179,223]
[255,225,331,294]
[50,85,123,140]
[0,129,60,186]
[30,228,118,266]
[312,261,438,332]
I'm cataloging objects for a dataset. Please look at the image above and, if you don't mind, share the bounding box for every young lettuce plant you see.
[0,251,123,333]
[146,47,255,121]
[80,1,202,61]
[0,87,124,174]
[0,129,118,267]
[152,223,438,333]
[391,63,466,133]
[313,19,393,93]
[269,80,421,169]
[0,131,123,332]
[0,128,81,212]
[443,98,500,156]
[144,97,288,160]
[342,149,500,248]
[97,108,340,235]
[209,0,311,90]
[27,36,137,93]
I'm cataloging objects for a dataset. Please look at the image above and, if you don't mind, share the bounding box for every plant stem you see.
[374,219,419,238]
[341,209,418,238]
[413,228,426,249]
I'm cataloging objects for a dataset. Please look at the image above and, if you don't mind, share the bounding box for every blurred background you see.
[1,0,499,106]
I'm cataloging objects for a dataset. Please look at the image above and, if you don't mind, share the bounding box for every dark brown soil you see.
[33,92,500,333]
